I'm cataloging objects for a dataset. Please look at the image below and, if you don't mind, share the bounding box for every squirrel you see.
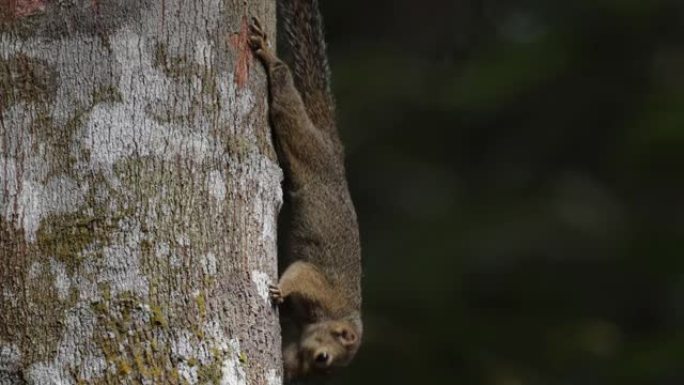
[248,0,362,381]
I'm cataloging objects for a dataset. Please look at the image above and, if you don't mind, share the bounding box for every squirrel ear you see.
[333,325,357,347]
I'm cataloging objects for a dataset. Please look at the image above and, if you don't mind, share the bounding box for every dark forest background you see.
[318,1,684,384]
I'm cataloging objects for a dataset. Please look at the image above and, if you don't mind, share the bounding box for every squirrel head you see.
[292,319,361,378]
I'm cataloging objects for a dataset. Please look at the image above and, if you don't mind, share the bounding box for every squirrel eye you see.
[314,352,330,366]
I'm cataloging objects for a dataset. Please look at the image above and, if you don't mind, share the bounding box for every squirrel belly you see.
[248,4,363,381]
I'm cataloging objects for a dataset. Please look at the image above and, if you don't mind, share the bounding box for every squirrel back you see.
[277,0,361,314]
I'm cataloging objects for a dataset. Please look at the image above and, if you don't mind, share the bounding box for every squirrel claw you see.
[249,16,267,41]
[250,16,264,33]
[248,16,269,55]
[269,284,284,305]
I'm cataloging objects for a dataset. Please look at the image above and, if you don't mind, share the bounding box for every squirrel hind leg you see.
[248,17,280,67]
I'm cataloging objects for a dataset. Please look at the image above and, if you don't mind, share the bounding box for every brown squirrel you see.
[248,0,362,382]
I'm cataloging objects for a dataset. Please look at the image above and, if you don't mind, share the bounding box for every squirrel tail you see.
[279,0,337,136]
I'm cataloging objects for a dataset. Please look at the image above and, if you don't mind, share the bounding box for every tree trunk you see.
[0,1,282,384]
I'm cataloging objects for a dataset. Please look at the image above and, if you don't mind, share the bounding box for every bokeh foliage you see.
[321,1,684,384]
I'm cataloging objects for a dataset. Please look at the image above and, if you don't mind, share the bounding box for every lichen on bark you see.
[1,1,282,384]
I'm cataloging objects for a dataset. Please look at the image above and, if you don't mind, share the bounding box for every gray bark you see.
[0,1,282,384]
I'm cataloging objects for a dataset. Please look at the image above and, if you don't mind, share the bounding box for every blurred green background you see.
[318,1,684,384]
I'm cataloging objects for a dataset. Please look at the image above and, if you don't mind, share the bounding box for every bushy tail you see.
[279,0,337,137]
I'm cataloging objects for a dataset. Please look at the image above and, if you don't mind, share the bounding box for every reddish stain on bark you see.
[4,0,48,18]
[229,16,253,89]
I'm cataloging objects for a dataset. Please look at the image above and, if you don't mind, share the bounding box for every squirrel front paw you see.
[269,284,284,305]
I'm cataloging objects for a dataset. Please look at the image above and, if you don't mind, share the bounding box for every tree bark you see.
[0,1,282,384]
